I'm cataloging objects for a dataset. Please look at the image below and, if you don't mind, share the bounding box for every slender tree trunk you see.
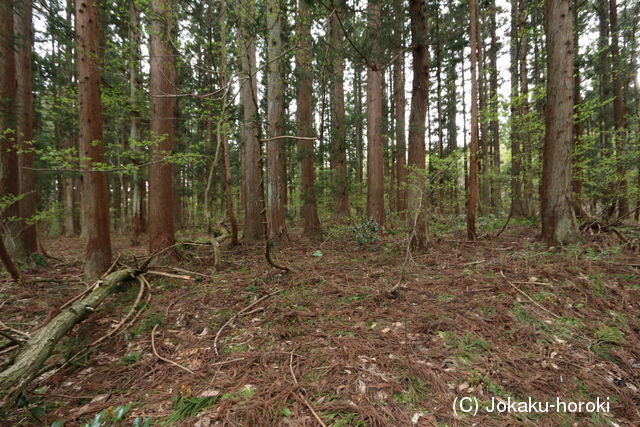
[218,0,238,245]
[76,0,112,278]
[477,21,491,213]
[148,0,178,260]
[609,0,628,217]
[446,59,459,215]
[510,0,526,217]
[366,0,385,226]
[15,0,37,256]
[394,0,406,216]
[238,0,264,241]
[468,0,480,240]
[330,1,349,217]
[407,0,428,248]
[489,0,502,211]
[296,0,321,235]
[0,0,22,260]
[354,63,364,216]
[518,0,534,217]
[541,0,579,245]
[571,1,586,218]
[129,1,145,243]
[266,0,288,242]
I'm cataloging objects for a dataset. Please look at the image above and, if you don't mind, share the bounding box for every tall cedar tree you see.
[148,0,179,260]
[130,1,146,243]
[394,0,407,216]
[76,0,112,277]
[16,0,38,255]
[366,0,385,226]
[238,0,264,241]
[540,0,579,244]
[296,0,321,235]
[467,0,479,240]
[330,0,349,217]
[407,0,428,248]
[266,0,288,242]
[0,0,22,260]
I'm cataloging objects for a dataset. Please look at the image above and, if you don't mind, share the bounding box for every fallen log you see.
[0,268,138,409]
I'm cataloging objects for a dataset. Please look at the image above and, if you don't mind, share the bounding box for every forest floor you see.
[2,218,640,426]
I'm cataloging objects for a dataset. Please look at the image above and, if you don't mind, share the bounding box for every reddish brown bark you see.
[468,0,479,240]
[148,0,178,260]
[15,0,37,256]
[366,0,385,226]
[296,0,321,235]
[394,0,406,216]
[0,0,21,260]
[238,0,264,241]
[129,0,145,243]
[218,0,238,246]
[609,0,628,217]
[541,0,579,244]
[266,0,288,243]
[407,0,428,248]
[330,1,349,217]
[76,0,112,277]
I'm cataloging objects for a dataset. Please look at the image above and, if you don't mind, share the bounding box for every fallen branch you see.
[0,268,139,409]
[151,324,194,375]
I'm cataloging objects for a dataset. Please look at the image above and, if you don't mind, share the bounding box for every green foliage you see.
[120,351,141,366]
[348,218,383,245]
[438,331,491,362]
[79,404,132,427]
[166,396,217,423]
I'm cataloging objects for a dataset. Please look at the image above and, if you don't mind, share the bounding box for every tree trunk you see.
[407,0,428,248]
[266,0,288,243]
[296,0,321,235]
[489,0,502,211]
[15,0,37,256]
[518,0,535,217]
[468,0,480,240]
[609,0,628,217]
[129,1,145,244]
[509,0,526,217]
[218,0,238,245]
[238,0,264,241]
[394,0,406,216]
[354,62,364,216]
[0,0,22,262]
[148,0,178,260]
[330,1,349,217]
[76,0,112,278]
[477,20,491,213]
[541,0,579,245]
[366,0,385,226]
[571,1,586,218]
[63,0,78,238]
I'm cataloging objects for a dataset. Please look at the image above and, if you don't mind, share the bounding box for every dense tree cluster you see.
[0,0,639,276]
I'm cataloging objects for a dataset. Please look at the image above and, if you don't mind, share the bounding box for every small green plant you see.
[166,396,217,423]
[437,293,455,303]
[349,218,383,245]
[438,331,491,362]
[80,404,133,427]
[120,351,141,366]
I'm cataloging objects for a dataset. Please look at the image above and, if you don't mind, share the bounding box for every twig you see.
[500,272,559,319]
[210,357,245,366]
[296,393,327,427]
[213,289,282,355]
[146,270,194,281]
[496,209,513,237]
[289,350,298,386]
[151,324,195,374]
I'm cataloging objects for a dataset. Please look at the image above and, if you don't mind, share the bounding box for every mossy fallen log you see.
[0,268,138,409]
